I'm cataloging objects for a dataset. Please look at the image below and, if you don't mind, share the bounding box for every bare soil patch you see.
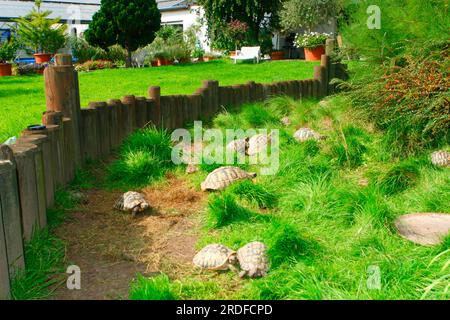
[52,175,207,300]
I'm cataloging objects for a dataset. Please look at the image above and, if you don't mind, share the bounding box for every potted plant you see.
[192,47,205,62]
[0,39,17,76]
[270,50,285,60]
[225,20,248,58]
[294,32,330,61]
[13,0,67,64]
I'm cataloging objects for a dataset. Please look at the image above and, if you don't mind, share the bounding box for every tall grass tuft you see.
[329,125,369,168]
[107,127,173,189]
[377,160,421,195]
[129,274,177,300]
[11,230,66,300]
[207,193,252,228]
[264,220,318,267]
[229,180,278,209]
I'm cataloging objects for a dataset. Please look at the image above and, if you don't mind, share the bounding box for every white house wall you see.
[161,5,210,52]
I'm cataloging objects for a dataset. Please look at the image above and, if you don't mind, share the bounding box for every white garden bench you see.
[232,46,261,64]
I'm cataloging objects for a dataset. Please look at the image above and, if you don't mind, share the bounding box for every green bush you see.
[340,1,450,154]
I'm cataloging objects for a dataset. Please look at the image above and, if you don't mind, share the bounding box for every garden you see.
[1,0,449,301]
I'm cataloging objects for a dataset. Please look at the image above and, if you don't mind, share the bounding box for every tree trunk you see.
[126,49,132,68]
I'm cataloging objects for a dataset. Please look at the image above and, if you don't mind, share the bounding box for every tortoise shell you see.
[293,128,325,142]
[431,150,450,167]
[237,241,270,278]
[193,244,236,271]
[247,133,272,156]
[201,166,257,191]
[226,138,249,155]
[114,191,149,214]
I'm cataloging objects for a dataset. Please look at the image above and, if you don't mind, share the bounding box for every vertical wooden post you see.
[0,160,25,278]
[0,196,11,300]
[18,132,54,209]
[326,39,336,56]
[1,144,40,241]
[44,54,81,168]
[148,86,161,128]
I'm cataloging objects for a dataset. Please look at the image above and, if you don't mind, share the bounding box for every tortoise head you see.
[227,252,238,265]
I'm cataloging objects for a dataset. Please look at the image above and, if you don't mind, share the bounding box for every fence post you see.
[0,196,11,300]
[18,132,54,209]
[0,144,40,241]
[0,160,25,278]
[44,54,82,169]
[148,86,161,128]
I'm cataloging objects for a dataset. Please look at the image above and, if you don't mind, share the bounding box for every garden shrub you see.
[340,0,450,155]
[74,60,116,72]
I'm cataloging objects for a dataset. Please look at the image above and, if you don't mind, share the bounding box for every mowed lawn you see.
[0,59,318,142]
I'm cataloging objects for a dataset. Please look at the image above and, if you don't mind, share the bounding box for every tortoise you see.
[431,150,450,168]
[237,241,270,278]
[193,244,237,271]
[114,191,150,216]
[293,128,325,143]
[201,166,257,191]
[247,133,272,156]
[281,116,292,126]
[226,138,249,155]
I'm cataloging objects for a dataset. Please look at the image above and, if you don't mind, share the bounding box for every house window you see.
[0,29,11,43]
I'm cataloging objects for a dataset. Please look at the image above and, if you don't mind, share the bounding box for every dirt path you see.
[52,174,207,300]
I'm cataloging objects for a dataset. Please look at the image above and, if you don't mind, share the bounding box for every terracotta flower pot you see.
[157,58,173,67]
[229,51,236,57]
[304,46,325,61]
[0,63,12,76]
[33,53,53,64]
[270,51,285,60]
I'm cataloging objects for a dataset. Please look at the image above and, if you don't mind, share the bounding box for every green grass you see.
[0,59,317,143]
[106,127,174,190]
[131,95,450,300]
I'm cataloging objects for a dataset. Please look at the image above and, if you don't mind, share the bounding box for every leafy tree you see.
[280,0,340,32]
[13,0,67,54]
[85,0,161,67]
[199,0,282,50]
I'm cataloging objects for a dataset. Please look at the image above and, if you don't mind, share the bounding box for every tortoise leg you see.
[239,270,247,278]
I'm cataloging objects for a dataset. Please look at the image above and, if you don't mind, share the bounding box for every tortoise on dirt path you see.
[114,191,150,216]
[431,150,450,168]
[193,244,237,271]
[237,241,270,278]
[201,166,257,191]
[293,128,325,143]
